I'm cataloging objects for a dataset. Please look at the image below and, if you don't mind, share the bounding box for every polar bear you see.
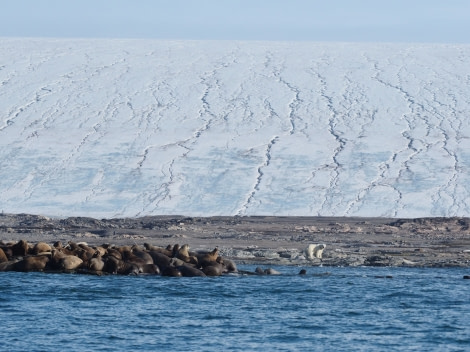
[305,244,326,260]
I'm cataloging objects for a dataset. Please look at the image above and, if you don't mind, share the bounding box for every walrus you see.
[221,258,237,273]
[106,248,122,260]
[197,247,219,266]
[177,244,190,259]
[123,258,160,275]
[255,267,281,275]
[59,255,83,271]
[121,250,150,269]
[118,262,141,275]
[0,247,8,263]
[49,248,84,271]
[264,268,282,275]
[0,246,13,260]
[32,242,52,255]
[78,243,96,257]
[88,252,105,272]
[177,264,206,277]
[177,244,198,265]
[13,255,50,272]
[169,257,186,267]
[66,241,80,251]
[93,246,107,256]
[117,245,133,255]
[145,244,173,258]
[103,255,154,275]
[143,243,159,251]
[144,243,169,252]
[11,240,29,257]
[138,263,160,275]
[63,246,91,263]
[131,247,154,265]
[49,249,66,269]
[0,259,20,271]
[171,244,180,258]
[53,245,75,256]
[161,266,182,277]
[103,256,120,274]
[203,262,224,276]
[147,251,171,271]
[255,267,265,275]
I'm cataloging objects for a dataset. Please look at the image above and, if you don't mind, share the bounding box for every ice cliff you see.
[1,38,469,218]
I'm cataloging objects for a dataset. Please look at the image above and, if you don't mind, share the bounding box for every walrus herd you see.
[0,239,240,277]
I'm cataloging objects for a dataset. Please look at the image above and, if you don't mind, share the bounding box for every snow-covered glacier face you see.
[0,38,469,218]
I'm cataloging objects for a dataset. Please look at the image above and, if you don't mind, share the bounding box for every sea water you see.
[1,266,469,351]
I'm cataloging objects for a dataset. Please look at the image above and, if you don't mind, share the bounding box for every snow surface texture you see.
[1,38,469,218]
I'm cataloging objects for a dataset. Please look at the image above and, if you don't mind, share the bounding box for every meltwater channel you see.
[1,266,469,351]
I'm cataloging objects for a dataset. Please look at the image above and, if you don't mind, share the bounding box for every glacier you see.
[0,38,469,218]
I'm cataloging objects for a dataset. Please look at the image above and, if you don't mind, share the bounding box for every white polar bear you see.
[305,244,326,260]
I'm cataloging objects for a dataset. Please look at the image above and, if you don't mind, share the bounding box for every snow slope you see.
[1,38,469,218]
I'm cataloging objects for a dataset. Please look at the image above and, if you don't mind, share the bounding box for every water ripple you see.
[1,267,469,351]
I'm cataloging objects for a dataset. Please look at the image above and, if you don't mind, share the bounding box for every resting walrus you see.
[13,255,50,272]
[0,247,8,263]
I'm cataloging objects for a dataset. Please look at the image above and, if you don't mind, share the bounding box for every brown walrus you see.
[144,244,173,257]
[147,251,171,271]
[221,258,237,273]
[255,267,281,275]
[32,242,52,255]
[50,249,83,271]
[78,243,96,257]
[131,247,154,265]
[0,260,16,271]
[161,266,183,277]
[171,244,180,258]
[11,240,29,257]
[13,255,50,272]
[0,247,8,263]
[59,255,83,271]
[143,243,159,251]
[121,250,149,268]
[138,263,160,275]
[117,245,133,255]
[0,238,240,277]
[106,248,122,260]
[88,252,105,272]
[169,257,186,267]
[103,256,120,274]
[176,264,206,277]
[198,247,219,267]
[177,244,198,265]
[203,262,224,276]
[94,246,107,257]
[117,262,141,275]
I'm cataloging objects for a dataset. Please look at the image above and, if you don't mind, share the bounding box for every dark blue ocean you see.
[1,266,470,351]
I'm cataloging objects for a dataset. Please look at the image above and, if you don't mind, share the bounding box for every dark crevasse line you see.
[237,136,279,215]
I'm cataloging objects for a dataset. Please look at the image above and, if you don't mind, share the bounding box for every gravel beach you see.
[2,213,470,268]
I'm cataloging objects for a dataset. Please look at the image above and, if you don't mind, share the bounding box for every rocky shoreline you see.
[1,213,470,268]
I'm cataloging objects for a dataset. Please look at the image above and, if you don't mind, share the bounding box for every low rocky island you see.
[1,213,470,273]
